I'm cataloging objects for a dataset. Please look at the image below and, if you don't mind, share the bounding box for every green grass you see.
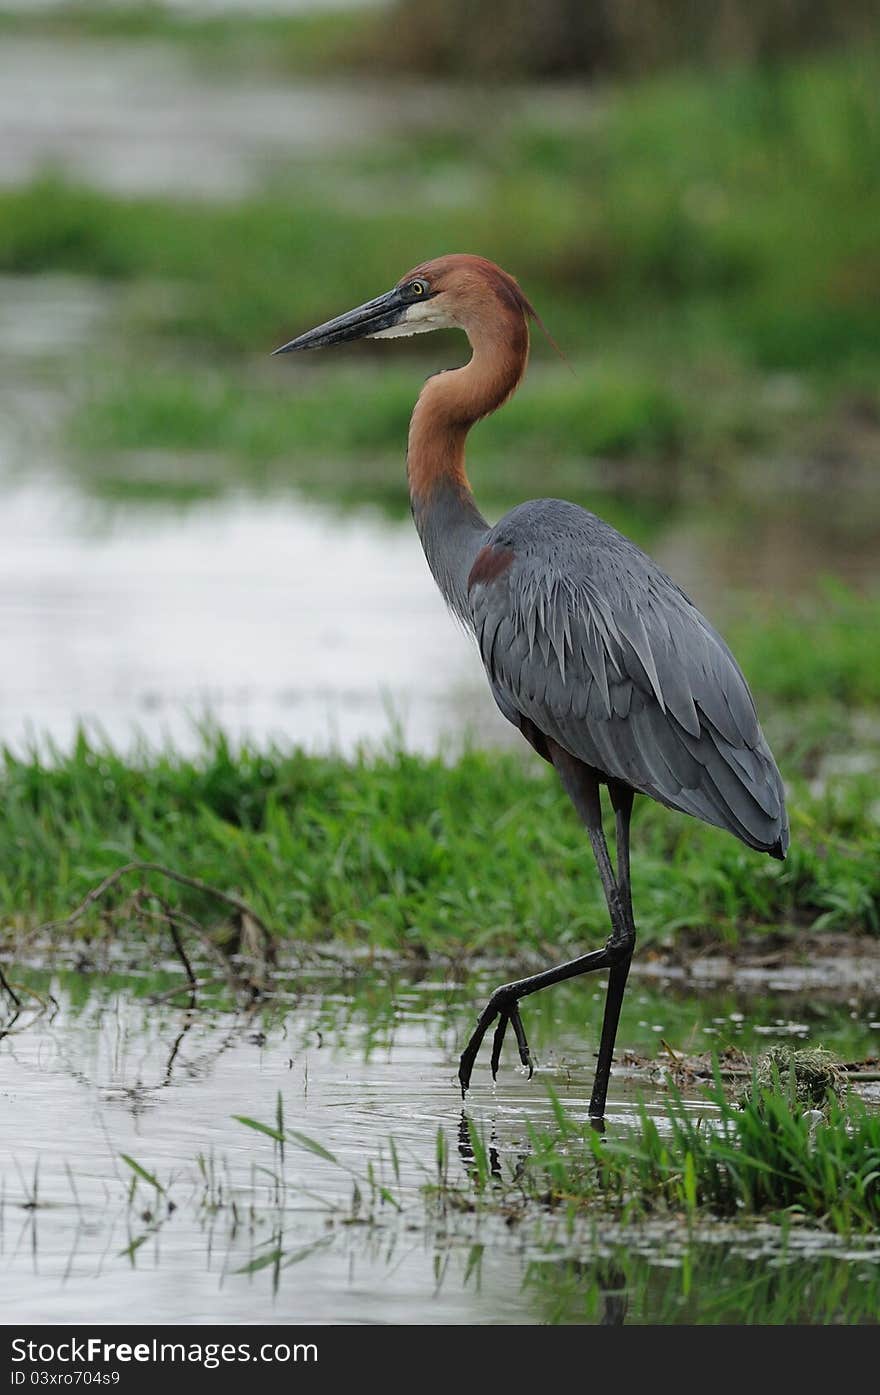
[516,1080,880,1233]
[0,724,876,955]
[67,357,699,506]
[729,582,880,709]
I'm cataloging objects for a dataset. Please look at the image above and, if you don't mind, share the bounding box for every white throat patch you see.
[370,299,457,339]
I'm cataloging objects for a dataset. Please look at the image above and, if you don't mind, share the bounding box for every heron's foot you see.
[458,985,533,1097]
[491,1004,533,1080]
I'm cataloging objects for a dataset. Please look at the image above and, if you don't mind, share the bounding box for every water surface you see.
[2,966,878,1323]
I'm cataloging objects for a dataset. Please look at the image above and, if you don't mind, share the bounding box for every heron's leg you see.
[458,938,628,1095]
[557,762,636,1116]
[459,750,633,1098]
[610,782,635,936]
[588,785,636,1119]
[457,747,635,1093]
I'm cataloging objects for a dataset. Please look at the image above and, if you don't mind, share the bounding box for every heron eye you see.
[410,280,426,296]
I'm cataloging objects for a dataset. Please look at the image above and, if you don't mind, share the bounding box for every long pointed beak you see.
[273,287,406,354]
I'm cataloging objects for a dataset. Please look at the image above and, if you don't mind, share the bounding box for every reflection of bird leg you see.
[457,1111,503,1185]
[457,1112,474,1172]
[598,1264,629,1327]
[489,1139,501,1180]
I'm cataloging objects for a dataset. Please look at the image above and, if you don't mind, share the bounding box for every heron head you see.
[272,254,535,355]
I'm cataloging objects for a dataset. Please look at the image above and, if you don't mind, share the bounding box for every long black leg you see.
[611,783,634,932]
[458,746,635,1104]
[588,785,636,1117]
[555,758,635,1117]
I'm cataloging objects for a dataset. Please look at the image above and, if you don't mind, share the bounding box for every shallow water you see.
[0,474,505,756]
[1,457,878,758]
[1,967,878,1323]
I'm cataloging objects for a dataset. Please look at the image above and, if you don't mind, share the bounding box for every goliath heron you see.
[274,254,789,1118]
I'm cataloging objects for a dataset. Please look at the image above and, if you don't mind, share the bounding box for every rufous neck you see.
[406,316,529,509]
[406,315,528,627]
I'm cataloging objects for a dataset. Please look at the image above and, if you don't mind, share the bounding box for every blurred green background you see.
[0,0,878,765]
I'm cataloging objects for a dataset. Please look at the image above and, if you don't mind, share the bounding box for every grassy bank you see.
[8,1,875,85]
[1,25,877,962]
[1,715,876,956]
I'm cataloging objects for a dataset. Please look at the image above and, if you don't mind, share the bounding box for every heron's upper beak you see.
[273,287,407,354]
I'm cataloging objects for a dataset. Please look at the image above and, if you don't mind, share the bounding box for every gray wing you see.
[468,499,789,857]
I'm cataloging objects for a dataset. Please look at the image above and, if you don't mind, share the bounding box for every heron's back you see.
[467,498,789,857]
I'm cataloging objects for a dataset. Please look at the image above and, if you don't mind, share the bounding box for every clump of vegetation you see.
[744,1045,847,1110]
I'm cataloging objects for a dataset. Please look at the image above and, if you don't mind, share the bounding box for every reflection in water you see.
[597,1266,629,1327]
[458,1111,505,1185]
[1,969,878,1323]
[527,1241,880,1326]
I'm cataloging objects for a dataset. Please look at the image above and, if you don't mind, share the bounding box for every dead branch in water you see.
[24,859,286,1004]
[32,859,275,953]
[158,895,198,1008]
[0,961,21,1008]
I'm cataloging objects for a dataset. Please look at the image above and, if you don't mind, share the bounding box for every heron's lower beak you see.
[273,287,406,354]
